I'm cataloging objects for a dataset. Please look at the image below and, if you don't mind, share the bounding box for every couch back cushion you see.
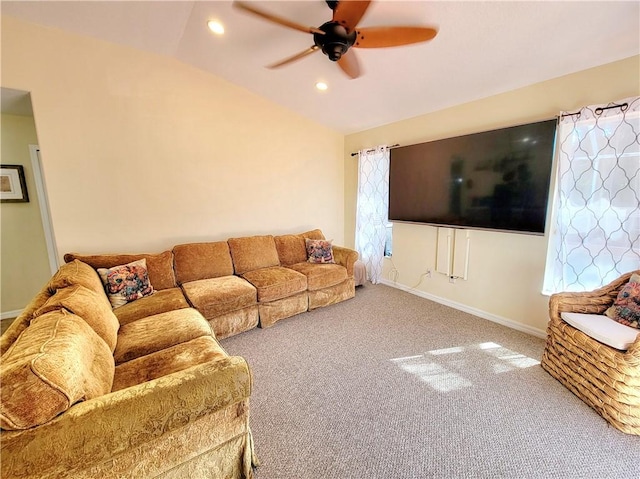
[34,285,120,352]
[173,242,234,284]
[0,310,114,430]
[63,251,177,290]
[47,260,107,299]
[274,234,307,266]
[228,235,280,275]
[300,229,326,241]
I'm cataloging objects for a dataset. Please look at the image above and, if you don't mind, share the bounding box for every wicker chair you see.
[541,270,640,435]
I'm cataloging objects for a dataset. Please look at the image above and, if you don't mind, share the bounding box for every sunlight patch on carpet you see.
[390,342,540,392]
[478,341,541,370]
[391,357,473,392]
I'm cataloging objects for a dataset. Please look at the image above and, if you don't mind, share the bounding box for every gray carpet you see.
[221,284,640,479]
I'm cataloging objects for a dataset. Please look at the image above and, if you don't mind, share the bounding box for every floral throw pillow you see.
[97,259,154,309]
[605,273,640,329]
[306,238,335,264]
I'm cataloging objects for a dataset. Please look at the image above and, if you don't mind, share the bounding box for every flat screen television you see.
[388,119,557,235]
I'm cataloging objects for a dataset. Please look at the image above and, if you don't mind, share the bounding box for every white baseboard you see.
[379,279,547,339]
[1,309,23,321]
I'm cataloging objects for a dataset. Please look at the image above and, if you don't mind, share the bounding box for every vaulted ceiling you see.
[2,1,639,133]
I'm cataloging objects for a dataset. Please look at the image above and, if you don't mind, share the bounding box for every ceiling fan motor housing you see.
[314,22,356,61]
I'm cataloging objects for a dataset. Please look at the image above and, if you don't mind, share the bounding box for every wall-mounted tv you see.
[389,119,557,235]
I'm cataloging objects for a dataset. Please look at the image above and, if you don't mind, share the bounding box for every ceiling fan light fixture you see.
[323,43,347,61]
[207,20,225,35]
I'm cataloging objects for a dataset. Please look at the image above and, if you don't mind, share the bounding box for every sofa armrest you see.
[1,356,252,478]
[0,285,51,356]
[332,246,359,277]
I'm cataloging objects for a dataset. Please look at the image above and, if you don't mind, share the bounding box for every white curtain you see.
[543,96,640,294]
[355,146,390,284]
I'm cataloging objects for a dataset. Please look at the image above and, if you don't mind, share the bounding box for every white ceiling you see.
[2,1,639,133]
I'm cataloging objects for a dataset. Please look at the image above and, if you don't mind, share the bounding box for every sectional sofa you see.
[0,229,358,478]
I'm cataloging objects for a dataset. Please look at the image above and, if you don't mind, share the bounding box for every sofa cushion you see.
[305,238,335,264]
[173,241,235,284]
[561,312,640,350]
[605,272,640,329]
[97,259,155,309]
[34,284,120,352]
[113,287,190,326]
[47,260,107,299]
[274,234,307,266]
[114,308,212,364]
[112,336,227,392]
[241,266,307,303]
[287,263,348,291]
[0,310,114,430]
[182,276,257,318]
[63,250,177,290]
[228,235,280,275]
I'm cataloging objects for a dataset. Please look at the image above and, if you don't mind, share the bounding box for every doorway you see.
[1,88,58,321]
[29,144,59,275]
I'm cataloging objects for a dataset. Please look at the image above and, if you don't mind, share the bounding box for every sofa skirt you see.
[159,431,257,479]
[308,278,356,311]
[209,306,260,340]
[257,292,307,328]
[67,400,256,479]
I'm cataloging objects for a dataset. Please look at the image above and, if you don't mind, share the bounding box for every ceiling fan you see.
[233,0,438,79]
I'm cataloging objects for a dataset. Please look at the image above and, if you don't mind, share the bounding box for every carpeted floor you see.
[221,283,639,479]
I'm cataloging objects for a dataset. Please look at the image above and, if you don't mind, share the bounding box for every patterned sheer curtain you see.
[543,96,640,294]
[355,145,390,284]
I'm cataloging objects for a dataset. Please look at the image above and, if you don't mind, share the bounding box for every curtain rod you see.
[350,143,400,157]
[560,101,629,118]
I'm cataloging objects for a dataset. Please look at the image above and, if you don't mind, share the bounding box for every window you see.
[543,98,640,294]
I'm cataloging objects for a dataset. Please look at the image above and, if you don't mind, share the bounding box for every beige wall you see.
[1,114,52,313]
[3,15,638,334]
[1,16,344,266]
[345,55,640,336]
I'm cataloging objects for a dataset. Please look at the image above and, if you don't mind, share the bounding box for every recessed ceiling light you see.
[315,82,328,91]
[207,20,225,35]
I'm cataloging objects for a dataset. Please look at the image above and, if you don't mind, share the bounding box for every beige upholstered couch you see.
[0,229,357,478]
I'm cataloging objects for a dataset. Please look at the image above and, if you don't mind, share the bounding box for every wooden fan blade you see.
[332,0,371,32]
[337,49,361,79]
[234,1,324,35]
[267,46,319,69]
[354,26,438,48]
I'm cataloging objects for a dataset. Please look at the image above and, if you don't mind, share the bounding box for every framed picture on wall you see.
[0,165,29,203]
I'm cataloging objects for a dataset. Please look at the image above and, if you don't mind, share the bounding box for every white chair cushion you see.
[561,312,640,351]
